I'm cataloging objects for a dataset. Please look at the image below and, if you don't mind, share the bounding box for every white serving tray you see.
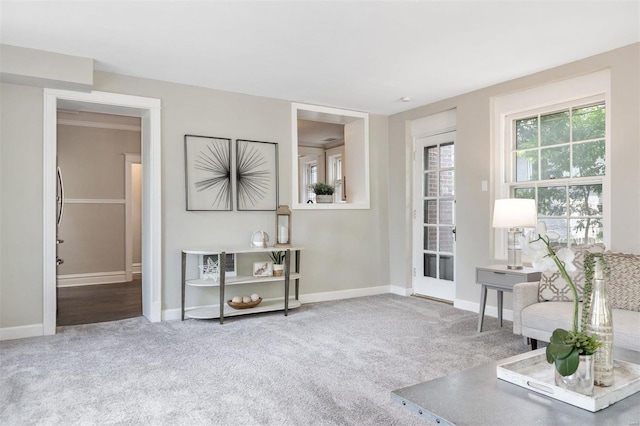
[497,348,640,412]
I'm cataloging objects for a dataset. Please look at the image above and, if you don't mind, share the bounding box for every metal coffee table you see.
[391,348,640,425]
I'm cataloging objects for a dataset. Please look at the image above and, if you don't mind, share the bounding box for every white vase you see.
[586,258,614,387]
[273,264,285,277]
[554,354,595,396]
[316,194,333,203]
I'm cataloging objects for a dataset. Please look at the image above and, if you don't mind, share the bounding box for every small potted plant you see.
[313,183,334,203]
[269,251,286,277]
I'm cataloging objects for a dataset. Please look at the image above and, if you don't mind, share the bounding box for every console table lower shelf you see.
[185,297,301,320]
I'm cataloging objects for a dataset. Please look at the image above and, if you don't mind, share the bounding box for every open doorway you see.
[43,89,162,335]
[55,111,142,326]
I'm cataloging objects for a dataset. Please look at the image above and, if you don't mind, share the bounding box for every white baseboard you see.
[298,285,390,304]
[2,288,508,341]
[57,271,127,287]
[162,286,394,320]
[163,308,182,321]
[0,323,43,341]
[132,263,142,274]
[389,285,412,296]
[454,298,513,322]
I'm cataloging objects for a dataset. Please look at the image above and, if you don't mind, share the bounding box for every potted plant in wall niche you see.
[523,222,602,396]
[269,251,286,277]
[313,183,334,203]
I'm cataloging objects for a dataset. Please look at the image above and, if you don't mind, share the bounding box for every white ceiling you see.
[1,1,638,115]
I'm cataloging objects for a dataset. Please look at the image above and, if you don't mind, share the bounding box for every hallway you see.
[56,277,142,326]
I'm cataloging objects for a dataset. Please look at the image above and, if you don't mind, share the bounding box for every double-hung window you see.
[506,98,606,247]
[328,153,343,202]
[303,160,318,203]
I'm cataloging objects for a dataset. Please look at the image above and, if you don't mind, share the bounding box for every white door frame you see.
[410,109,457,301]
[43,89,162,335]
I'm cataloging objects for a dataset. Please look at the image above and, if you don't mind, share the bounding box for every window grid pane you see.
[540,110,570,146]
[424,146,438,171]
[515,117,538,150]
[439,142,455,168]
[572,104,605,141]
[540,146,570,180]
[572,140,605,178]
[510,101,605,247]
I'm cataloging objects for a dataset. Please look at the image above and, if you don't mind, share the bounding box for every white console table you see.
[181,246,303,324]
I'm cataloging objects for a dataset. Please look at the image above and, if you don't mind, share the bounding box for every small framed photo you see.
[199,253,236,279]
[253,261,273,277]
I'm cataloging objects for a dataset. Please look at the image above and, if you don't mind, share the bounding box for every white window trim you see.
[301,159,318,203]
[327,151,343,203]
[491,70,611,261]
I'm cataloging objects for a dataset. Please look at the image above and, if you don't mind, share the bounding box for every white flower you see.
[536,221,548,236]
[525,223,573,273]
[556,248,577,272]
[521,231,545,256]
[532,255,556,272]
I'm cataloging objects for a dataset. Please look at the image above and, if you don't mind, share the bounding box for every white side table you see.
[476,265,541,332]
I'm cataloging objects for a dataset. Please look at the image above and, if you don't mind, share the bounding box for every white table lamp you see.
[493,198,537,270]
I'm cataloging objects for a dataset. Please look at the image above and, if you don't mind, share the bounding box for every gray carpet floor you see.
[1,294,529,425]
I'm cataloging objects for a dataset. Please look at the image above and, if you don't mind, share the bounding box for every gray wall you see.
[57,117,141,275]
[0,83,44,327]
[93,71,392,310]
[0,70,391,328]
[1,43,637,331]
[388,43,640,309]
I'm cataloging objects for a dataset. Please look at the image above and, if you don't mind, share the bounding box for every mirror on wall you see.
[291,103,370,210]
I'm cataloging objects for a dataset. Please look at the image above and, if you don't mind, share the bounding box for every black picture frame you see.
[236,139,278,211]
[184,135,232,211]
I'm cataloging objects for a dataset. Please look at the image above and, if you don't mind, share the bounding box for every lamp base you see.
[507,227,523,270]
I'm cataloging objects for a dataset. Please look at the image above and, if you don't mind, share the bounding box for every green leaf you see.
[550,328,570,344]
[546,345,555,364]
[547,342,574,360]
[555,348,580,376]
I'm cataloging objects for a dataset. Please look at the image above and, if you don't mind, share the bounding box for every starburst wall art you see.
[236,139,278,211]
[184,135,232,211]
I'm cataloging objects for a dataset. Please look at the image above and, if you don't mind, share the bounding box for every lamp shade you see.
[492,199,537,228]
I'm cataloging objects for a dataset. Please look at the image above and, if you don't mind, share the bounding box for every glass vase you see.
[554,354,594,396]
[586,258,614,387]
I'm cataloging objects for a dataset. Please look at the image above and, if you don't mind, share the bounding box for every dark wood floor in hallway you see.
[57,278,142,326]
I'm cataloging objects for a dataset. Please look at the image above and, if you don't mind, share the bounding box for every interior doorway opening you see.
[43,89,162,335]
[55,111,143,326]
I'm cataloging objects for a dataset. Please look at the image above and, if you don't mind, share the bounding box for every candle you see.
[278,226,288,244]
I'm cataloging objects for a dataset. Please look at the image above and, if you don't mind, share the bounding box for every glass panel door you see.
[413,132,456,301]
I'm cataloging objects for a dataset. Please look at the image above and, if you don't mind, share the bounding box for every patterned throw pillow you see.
[538,244,606,302]
[603,251,640,312]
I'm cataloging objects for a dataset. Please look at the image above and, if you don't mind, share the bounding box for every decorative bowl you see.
[227,297,262,309]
